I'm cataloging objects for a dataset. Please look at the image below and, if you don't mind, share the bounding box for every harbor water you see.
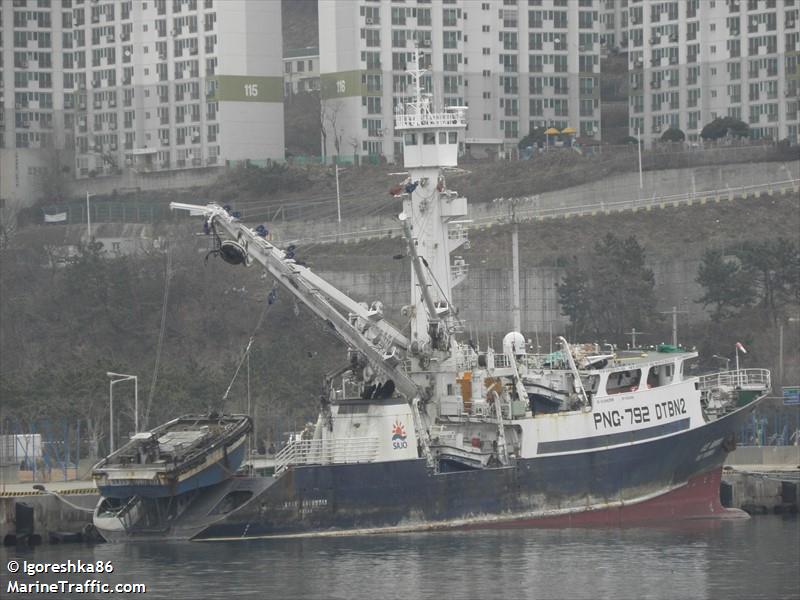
[2,516,798,599]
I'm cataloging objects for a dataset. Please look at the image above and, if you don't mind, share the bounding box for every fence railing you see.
[502,178,800,224]
[279,178,799,245]
[274,436,379,473]
[394,111,466,129]
[698,368,772,392]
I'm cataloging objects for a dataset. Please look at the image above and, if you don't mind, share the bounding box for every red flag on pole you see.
[736,342,747,354]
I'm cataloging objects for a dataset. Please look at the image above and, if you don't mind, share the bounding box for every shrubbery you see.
[700,117,749,140]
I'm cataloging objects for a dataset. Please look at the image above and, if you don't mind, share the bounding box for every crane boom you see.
[170,202,419,399]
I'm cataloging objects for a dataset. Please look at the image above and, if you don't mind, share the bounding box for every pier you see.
[0,457,277,545]
[722,446,800,515]
[1,480,98,545]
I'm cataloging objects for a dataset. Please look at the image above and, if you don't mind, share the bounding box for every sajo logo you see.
[391,420,408,449]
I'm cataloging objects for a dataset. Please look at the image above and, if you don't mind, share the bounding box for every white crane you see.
[169,202,420,400]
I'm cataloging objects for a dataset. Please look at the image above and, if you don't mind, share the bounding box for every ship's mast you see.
[169,50,471,411]
[394,49,468,355]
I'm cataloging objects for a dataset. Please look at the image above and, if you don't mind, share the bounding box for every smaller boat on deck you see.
[93,413,251,498]
[92,413,255,542]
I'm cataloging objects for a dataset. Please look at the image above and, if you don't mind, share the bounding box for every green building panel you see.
[321,70,375,100]
[209,75,283,103]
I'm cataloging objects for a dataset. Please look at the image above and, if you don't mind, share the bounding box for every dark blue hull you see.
[97,441,247,499]
[195,403,758,540]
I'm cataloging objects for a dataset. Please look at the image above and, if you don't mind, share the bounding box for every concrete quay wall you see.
[1,492,98,544]
[722,446,800,515]
[725,446,800,468]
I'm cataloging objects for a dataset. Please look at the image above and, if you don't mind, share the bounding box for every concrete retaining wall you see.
[317,258,709,335]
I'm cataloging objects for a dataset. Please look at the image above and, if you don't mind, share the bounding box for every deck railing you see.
[394,111,466,129]
[698,368,771,391]
[274,437,380,473]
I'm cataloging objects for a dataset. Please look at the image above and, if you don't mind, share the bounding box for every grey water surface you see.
[2,515,798,600]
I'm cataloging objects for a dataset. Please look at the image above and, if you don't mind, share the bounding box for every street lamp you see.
[636,127,643,189]
[107,372,138,454]
[779,316,800,388]
[334,164,350,241]
[86,191,93,239]
[335,163,342,226]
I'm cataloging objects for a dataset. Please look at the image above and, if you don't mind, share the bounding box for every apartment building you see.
[319,0,603,163]
[1,0,283,207]
[611,0,798,144]
[284,47,320,96]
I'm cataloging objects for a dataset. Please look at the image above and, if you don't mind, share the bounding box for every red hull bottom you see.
[477,467,747,529]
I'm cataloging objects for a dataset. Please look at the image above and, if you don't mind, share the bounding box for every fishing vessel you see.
[92,413,252,541]
[165,51,770,540]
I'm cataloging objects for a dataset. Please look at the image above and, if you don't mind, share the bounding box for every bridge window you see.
[423,132,436,144]
[448,131,458,143]
[404,132,417,145]
[439,131,447,144]
[646,364,673,388]
[679,357,698,381]
[606,369,642,394]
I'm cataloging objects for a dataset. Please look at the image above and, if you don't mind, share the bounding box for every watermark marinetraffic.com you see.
[5,560,146,595]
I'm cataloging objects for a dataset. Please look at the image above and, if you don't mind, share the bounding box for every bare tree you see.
[348,136,360,160]
[322,100,344,159]
[318,98,328,161]
[0,203,18,253]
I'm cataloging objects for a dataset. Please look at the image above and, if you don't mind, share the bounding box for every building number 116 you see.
[244,83,259,97]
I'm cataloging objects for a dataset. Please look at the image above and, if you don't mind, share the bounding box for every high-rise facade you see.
[283,47,320,96]
[319,0,603,163]
[607,0,798,144]
[1,0,283,206]
[318,0,798,162]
